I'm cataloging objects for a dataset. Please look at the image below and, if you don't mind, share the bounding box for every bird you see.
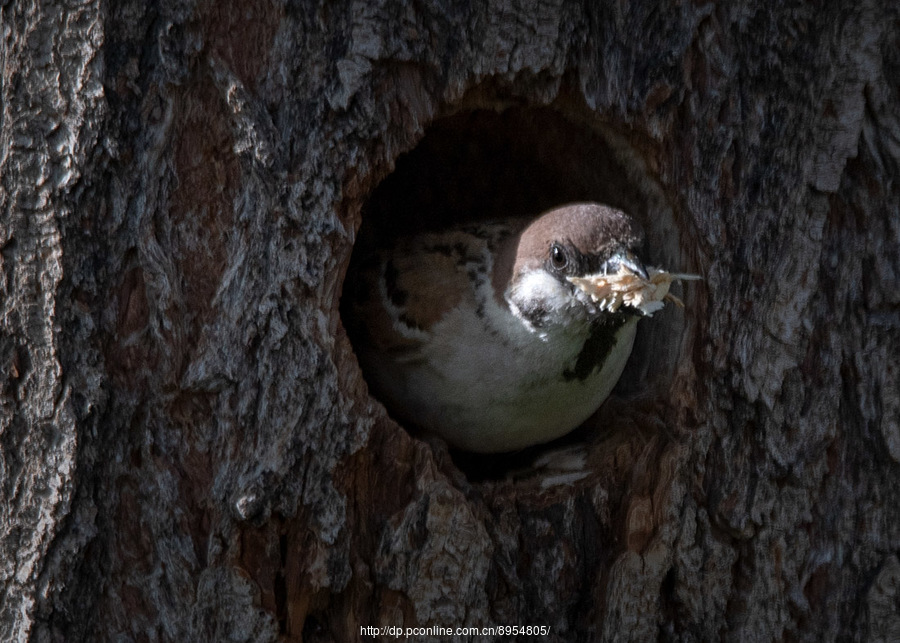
[343,202,654,454]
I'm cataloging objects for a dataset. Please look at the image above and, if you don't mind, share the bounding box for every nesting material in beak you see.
[568,266,701,316]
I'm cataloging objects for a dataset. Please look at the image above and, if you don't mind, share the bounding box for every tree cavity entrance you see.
[342,107,686,471]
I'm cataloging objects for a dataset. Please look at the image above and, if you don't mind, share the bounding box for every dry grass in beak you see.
[568,266,701,316]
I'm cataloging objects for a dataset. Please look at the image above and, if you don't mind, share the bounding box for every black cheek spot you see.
[398,313,424,331]
[518,299,551,328]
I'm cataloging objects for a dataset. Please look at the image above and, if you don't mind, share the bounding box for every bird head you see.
[504,203,648,329]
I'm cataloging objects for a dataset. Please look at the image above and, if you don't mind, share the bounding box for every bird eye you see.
[550,244,568,270]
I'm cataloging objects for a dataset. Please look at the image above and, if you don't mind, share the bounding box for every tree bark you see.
[2,0,898,641]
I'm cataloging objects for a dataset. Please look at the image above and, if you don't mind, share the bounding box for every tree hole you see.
[342,106,690,473]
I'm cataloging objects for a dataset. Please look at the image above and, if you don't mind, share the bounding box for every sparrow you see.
[344,203,652,454]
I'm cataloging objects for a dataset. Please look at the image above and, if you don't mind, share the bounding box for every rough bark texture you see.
[1,0,898,641]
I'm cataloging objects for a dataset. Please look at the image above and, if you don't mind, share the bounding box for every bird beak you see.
[602,250,648,280]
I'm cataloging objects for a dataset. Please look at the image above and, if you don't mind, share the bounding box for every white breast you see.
[367,276,639,453]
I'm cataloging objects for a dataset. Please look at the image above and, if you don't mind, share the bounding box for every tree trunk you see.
[2,0,898,641]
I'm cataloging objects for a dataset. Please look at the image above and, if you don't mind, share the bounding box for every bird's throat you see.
[563,314,632,382]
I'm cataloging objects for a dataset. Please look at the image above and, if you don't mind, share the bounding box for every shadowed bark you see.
[2,0,898,641]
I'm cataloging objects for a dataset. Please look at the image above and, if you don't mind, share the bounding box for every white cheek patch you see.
[512,270,570,310]
[507,269,589,331]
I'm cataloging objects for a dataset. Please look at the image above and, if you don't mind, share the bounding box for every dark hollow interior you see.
[360,107,654,237]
